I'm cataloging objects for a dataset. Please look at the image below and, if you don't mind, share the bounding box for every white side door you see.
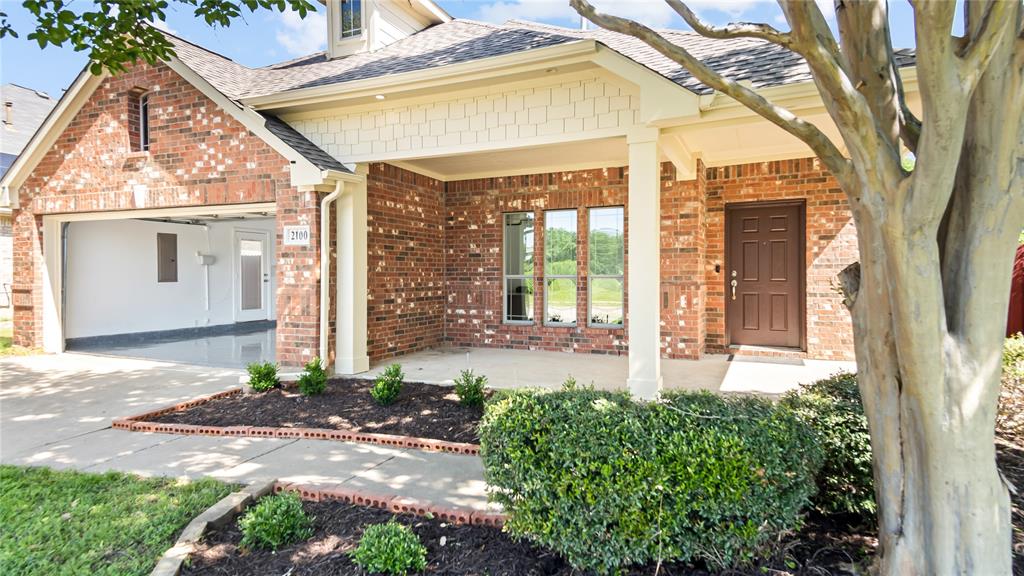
[234,229,270,322]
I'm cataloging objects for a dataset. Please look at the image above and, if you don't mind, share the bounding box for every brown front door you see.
[725,201,804,348]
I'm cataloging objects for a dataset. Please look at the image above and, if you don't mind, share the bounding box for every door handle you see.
[730,279,737,300]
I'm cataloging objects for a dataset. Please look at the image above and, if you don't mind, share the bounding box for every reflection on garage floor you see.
[65,321,275,369]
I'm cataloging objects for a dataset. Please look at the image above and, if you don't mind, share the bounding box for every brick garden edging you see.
[112,388,482,456]
[272,481,507,528]
[150,479,276,576]
[150,479,506,575]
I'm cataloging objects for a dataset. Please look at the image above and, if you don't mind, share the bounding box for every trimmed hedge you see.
[480,389,822,573]
[781,372,875,520]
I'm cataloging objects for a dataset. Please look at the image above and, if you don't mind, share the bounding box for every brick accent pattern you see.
[444,168,629,354]
[366,163,446,361]
[11,60,321,365]
[274,482,506,527]
[113,386,481,455]
[704,158,857,360]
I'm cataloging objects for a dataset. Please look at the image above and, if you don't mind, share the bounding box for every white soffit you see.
[393,136,639,181]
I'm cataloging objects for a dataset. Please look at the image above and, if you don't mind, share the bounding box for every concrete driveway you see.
[1,353,490,512]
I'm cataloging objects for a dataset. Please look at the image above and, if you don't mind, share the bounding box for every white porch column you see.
[627,127,662,399]
[335,165,369,374]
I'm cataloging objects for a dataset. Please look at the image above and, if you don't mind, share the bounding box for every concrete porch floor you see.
[360,347,856,396]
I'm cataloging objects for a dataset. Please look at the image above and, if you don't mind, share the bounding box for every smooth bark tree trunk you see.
[846,200,1013,576]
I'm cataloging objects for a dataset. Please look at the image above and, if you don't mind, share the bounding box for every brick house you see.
[0,0,917,397]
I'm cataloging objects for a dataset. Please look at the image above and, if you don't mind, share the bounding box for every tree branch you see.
[959,0,1017,91]
[664,0,792,47]
[568,0,852,186]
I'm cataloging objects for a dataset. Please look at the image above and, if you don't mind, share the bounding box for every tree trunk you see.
[848,202,1013,575]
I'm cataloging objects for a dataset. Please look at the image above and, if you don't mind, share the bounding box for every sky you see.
[0,0,933,100]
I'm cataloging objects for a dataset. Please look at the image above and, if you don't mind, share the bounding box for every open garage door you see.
[60,205,278,368]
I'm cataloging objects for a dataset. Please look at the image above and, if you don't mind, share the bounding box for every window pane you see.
[504,212,534,276]
[341,0,352,37]
[351,0,361,33]
[546,278,576,324]
[544,210,577,275]
[589,207,624,275]
[590,277,623,325]
[506,278,534,321]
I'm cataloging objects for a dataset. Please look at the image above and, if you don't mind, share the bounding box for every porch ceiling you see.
[394,136,630,181]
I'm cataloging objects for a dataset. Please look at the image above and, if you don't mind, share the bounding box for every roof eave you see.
[241,39,603,111]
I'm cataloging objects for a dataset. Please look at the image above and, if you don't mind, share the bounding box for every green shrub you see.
[238,492,313,550]
[999,334,1024,441]
[454,369,487,407]
[246,361,279,392]
[372,364,404,406]
[480,389,822,574]
[351,520,427,575]
[297,356,328,396]
[782,372,875,520]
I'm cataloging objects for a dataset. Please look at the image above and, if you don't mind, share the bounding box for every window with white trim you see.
[544,209,577,325]
[503,212,534,323]
[139,93,150,151]
[339,0,362,39]
[588,206,624,326]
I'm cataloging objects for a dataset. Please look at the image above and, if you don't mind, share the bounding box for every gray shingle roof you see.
[1,84,57,156]
[162,20,914,173]
[168,19,915,101]
[262,114,351,173]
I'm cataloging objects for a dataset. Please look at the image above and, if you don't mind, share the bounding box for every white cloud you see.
[475,0,677,29]
[147,18,177,36]
[474,0,764,30]
[275,8,326,56]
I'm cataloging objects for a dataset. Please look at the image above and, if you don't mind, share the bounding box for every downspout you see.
[319,180,344,367]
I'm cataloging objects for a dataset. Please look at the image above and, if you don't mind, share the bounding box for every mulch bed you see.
[997,438,1024,576]
[147,378,483,444]
[178,436,1024,575]
[181,500,876,576]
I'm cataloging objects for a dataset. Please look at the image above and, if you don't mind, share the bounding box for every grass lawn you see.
[0,324,45,357]
[0,466,233,576]
[0,324,11,353]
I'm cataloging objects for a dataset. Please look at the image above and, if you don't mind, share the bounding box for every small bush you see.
[238,492,313,551]
[246,361,279,392]
[999,334,1024,442]
[480,389,822,574]
[297,357,328,396]
[351,520,427,575]
[782,372,875,520]
[372,364,404,406]
[454,369,487,407]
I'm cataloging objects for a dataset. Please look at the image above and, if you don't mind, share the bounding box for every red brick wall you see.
[660,160,707,359]
[12,60,322,366]
[444,168,629,354]
[366,163,446,361]
[703,158,857,360]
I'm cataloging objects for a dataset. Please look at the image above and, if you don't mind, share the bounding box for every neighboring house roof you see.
[166,19,914,101]
[1,84,57,178]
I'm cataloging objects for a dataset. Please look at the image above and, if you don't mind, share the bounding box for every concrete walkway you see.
[1,353,492,512]
[362,347,856,395]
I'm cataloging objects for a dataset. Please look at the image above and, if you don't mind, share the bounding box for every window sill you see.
[588,324,625,330]
[503,320,534,326]
[544,322,577,328]
[125,150,150,159]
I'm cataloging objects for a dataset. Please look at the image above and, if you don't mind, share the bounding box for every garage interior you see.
[62,208,278,368]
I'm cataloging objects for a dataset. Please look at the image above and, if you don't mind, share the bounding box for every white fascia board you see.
[242,40,600,111]
[163,57,336,188]
[0,67,106,208]
[411,0,452,23]
[591,46,700,125]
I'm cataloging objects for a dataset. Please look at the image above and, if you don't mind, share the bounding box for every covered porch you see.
[357,347,856,396]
